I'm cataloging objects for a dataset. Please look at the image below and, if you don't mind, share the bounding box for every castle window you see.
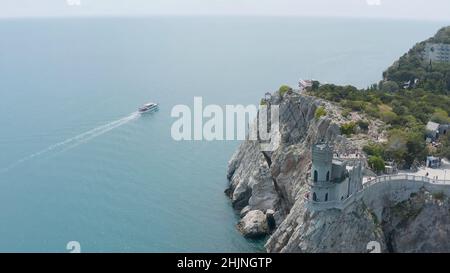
[325,193,328,201]
[326,171,330,182]
[313,193,317,201]
[314,170,318,182]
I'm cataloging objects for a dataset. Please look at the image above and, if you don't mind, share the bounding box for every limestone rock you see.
[227,91,450,253]
[227,92,356,232]
[266,199,387,253]
[381,189,450,252]
[236,210,269,238]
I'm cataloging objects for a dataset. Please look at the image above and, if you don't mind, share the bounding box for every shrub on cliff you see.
[340,122,357,136]
[341,100,366,112]
[314,106,327,120]
[432,191,446,201]
[278,85,292,96]
[341,109,351,118]
[357,120,369,131]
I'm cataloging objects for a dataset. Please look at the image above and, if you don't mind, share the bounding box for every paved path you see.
[399,158,450,181]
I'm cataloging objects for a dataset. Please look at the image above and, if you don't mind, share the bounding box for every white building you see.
[426,121,450,142]
[299,79,313,91]
[426,121,440,141]
[424,43,450,63]
[309,142,363,203]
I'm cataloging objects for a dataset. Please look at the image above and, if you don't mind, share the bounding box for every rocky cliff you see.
[226,91,450,252]
[226,91,347,225]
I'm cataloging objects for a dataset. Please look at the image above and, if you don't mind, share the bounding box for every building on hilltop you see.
[426,121,449,142]
[424,42,450,63]
[308,142,363,203]
[426,121,440,141]
[426,156,442,169]
[299,79,313,91]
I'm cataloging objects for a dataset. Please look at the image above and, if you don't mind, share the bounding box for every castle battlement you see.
[312,143,333,164]
[309,142,363,203]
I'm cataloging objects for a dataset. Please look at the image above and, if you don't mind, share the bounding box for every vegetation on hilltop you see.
[307,26,450,167]
[431,26,450,44]
[278,85,293,96]
[383,26,450,94]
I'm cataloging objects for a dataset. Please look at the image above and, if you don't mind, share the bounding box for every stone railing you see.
[363,174,450,188]
[307,174,450,211]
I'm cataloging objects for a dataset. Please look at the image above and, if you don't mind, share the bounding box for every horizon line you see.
[0,13,449,24]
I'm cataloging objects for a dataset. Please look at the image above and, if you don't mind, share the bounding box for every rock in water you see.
[236,210,269,238]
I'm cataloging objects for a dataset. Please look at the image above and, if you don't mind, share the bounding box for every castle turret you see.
[312,142,333,183]
[308,142,365,207]
[310,142,334,202]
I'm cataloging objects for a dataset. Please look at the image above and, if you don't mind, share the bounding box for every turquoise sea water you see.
[0,16,446,252]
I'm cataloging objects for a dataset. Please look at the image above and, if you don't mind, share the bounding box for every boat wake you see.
[0,112,140,174]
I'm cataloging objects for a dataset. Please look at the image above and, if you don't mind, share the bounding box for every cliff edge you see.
[226,91,450,252]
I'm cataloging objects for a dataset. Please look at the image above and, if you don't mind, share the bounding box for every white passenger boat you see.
[138,102,159,114]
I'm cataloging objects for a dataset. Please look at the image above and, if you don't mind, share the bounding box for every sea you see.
[0,16,446,252]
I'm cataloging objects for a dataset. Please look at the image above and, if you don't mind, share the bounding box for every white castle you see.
[309,142,363,203]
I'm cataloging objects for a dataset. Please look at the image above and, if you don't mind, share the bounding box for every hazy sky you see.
[1,0,450,21]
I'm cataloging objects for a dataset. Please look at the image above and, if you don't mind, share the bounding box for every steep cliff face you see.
[227,92,338,215]
[226,92,359,238]
[381,189,450,253]
[226,92,450,253]
[265,199,386,252]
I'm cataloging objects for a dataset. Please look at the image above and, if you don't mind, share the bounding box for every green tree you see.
[385,129,427,168]
[311,81,320,91]
[431,109,450,124]
[368,156,385,173]
[380,81,399,92]
[385,129,408,165]
[363,142,385,157]
[437,133,450,160]
[404,131,428,166]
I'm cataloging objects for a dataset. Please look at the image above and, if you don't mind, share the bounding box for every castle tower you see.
[310,142,334,202]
